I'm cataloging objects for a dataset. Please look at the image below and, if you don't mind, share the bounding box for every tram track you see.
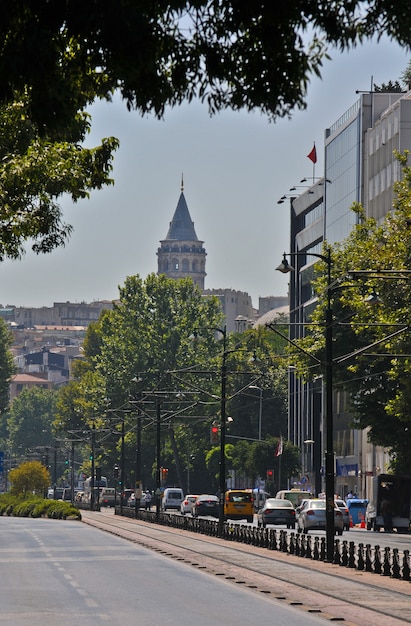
[82,509,411,626]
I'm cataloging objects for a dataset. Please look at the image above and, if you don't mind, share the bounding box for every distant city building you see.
[5,300,113,329]
[157,178,207,290]
[202,288,255,333]
[258,296,288,317]
[9,372,54,402]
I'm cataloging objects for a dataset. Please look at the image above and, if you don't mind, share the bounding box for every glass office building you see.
[288,90,410,498]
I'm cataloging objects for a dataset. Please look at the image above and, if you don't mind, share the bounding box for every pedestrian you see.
[145,490,152,510]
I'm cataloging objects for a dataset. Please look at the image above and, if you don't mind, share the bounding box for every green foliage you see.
[0,94,119,261]
[0,493,81,519]
[7,387,57,454]
[0,318,15,414]
[294,154,411,472]
[55,273,290,493]
[8,460,50,498]
[205,438,301,494]
[0,3,410,134]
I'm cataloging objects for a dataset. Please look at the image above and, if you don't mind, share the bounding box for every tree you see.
[55,273,291,493]
[9,460,50,498]
[55,273,225,487]
[0,94,118,261]
[294,153,411,473]
[0,3,409,260]
[0,318,15,415]
[7,387,57,456]
[0,2,411,135]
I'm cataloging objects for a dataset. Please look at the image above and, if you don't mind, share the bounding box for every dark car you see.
[191,494,219,518]
[257,498,296,529]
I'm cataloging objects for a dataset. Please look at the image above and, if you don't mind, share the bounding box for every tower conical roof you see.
[165,191,198,241]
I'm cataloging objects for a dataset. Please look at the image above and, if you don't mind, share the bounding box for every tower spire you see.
[181,173,184,191]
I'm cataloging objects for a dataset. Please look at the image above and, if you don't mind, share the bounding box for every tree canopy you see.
[1,1,411,136]
[294,153,411,473]
[54,273,291,493]
[7,387,57,456]
[0,2,409,259]
[9,460,49,498]
[0,318,15,414]
[0,94,118,260]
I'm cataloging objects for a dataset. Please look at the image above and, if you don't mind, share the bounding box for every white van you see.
[161,488,184,511]
[275,489,313,508]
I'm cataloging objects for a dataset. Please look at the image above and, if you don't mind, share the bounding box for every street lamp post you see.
[249,385,263,441]
[156,398,161,522]
[277,248,335,562]
[90,423,95,511]
[120,418,125,515]
[218,325,227,538]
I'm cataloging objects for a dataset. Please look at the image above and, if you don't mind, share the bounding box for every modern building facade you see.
[288,89,411,499]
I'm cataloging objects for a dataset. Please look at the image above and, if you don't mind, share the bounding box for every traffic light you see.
[113,464,120,480]
[65,458,69,466]
[210,422,219,444]
[266,469,274,482]
[161,467,169,481]
[95,467,102,482]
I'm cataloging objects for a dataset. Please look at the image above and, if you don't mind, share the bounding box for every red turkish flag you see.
[307,144,317,164]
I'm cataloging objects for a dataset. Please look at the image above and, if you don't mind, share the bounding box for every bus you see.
[83,475,108,504]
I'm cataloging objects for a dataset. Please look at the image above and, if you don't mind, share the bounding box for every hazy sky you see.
[0,37,409,309]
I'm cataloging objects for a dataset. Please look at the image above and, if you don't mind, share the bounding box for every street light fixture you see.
[276,248,335,562]
[248,385,263,441]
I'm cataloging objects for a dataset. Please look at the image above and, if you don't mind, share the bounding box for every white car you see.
[180,495,198,515]
[297,499,344,535]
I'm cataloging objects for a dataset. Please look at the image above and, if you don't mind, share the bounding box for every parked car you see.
[335,498,350,530]
[257,498,296,529]
[180,494,198,515]
[297,499,344,535]
[192,494,219,518]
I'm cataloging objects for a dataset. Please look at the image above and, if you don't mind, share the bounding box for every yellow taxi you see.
[224,489,254,523]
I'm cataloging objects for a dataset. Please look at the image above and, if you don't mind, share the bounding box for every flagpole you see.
[278,453,281,491]
[307,142,317,183]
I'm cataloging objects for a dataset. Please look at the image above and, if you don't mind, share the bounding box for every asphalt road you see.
[0,516,333,625]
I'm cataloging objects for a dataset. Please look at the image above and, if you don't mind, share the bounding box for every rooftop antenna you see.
[181,173,184,192]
